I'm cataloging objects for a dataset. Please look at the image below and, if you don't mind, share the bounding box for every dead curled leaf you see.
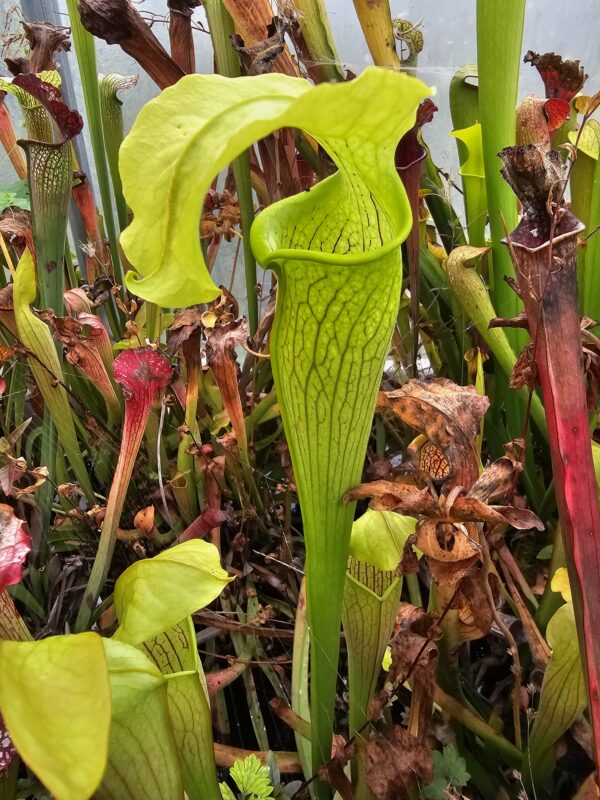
[205,316,249,452]
[231,16,290,75]
[0,454,48,500]
[362,725,433,800]
[167,307,204,354]
[416,518,480,563]
[318,734,353,800]
[377,378,489,487]
[344,481,439,515]
[345,481,543,533]
[371,605,440,738]
[468,444,524,502]
[524,51,587,103]
[457,568,500,640]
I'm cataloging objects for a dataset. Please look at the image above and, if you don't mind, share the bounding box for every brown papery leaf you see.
[344,481,439,516]
[23,21,71,73]
[222,0,299,77]
[510,343,537,391]
[429,555,479,587]
[457,568,499,640]
[318,736,353,800]
[167,307,204,355]
[232,16,290,76]
[451,495,543,530]
[378,378,489,488]
[469,448,524,503]
[205,317,249,453]
[575,91,600,118]
[488,505,545,531]
[524,51,587,102]
[363,725,433,800]
[415,518,480,563]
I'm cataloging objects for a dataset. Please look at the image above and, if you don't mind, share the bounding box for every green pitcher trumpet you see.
[118,68,431,787]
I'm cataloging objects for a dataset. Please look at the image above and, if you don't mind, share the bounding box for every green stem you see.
[433,684,522,766]
[65,0,122,285]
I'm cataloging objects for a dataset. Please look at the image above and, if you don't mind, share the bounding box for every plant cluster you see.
[0,2,599,800]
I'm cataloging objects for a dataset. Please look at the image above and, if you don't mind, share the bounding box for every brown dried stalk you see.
[167,0,199,73]
[77,0,184,89]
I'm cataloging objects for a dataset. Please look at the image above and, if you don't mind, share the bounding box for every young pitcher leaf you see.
[97,638,183,800]
[0,633,110,800]
[349,508,417,571]
[526,595,586,785]
[141,617,222,800]
[113,539,233,645]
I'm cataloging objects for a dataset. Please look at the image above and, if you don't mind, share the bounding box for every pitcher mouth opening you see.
[502,214,584,253]
[257,229,406,270]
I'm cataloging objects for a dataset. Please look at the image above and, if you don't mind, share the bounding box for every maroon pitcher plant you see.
[75,346,171,630]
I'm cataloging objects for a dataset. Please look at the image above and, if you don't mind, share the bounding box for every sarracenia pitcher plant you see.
[118,68,431,784]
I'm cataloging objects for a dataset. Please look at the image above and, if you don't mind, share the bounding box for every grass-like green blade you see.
[291,0,345,83]
[476,0,524,342]
[569,121,600,318]
[65,0,121,284]
[13,251,95,502]
[445,245,547,439]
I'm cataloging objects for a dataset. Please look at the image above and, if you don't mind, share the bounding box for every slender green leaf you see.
[450,124,487,246]
[65,0,121,283]
[13,251,95,501]
[0,633,110,800]
[99,73,138,232]
[22,138,71,314]
[291,0,345,83]
[476,0,525,346]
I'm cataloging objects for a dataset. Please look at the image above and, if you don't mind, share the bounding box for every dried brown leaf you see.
[378,378,489,487]
[415,518,480,563]
[469,450,524,503]
[363,725,433,800]
[344,481,439,516]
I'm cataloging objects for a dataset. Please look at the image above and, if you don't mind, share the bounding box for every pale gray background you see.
[1,0,598,295]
